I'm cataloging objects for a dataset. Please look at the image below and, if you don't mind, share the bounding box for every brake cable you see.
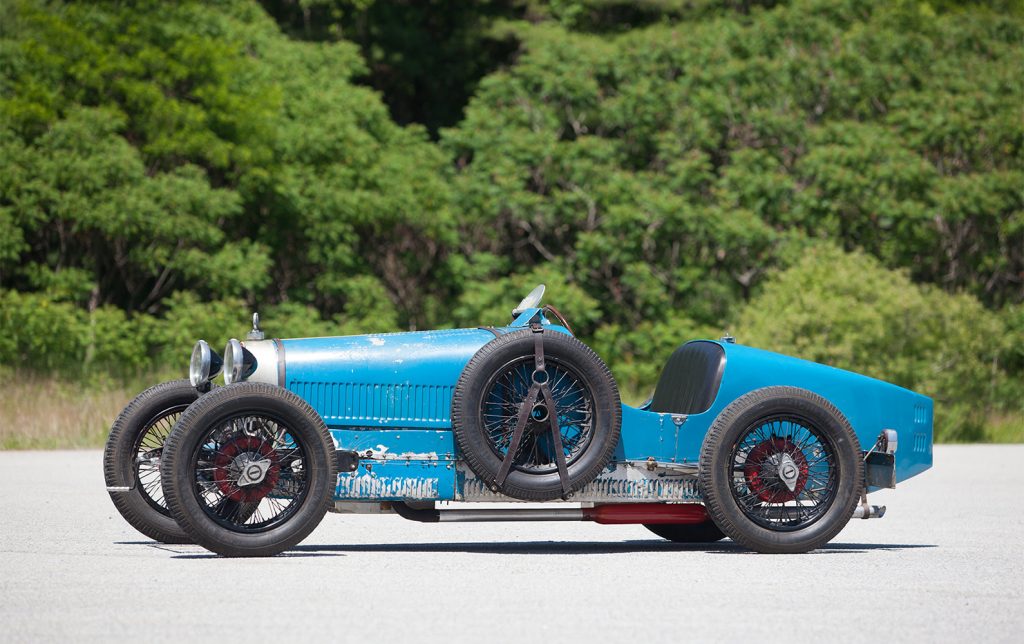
[543,304,574,335]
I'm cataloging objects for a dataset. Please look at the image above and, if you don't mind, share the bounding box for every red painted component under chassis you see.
[583,503,709,525]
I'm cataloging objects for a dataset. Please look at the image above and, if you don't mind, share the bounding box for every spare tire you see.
[452,329,621,501]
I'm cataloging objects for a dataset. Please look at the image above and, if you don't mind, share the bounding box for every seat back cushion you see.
[649,341,726,415]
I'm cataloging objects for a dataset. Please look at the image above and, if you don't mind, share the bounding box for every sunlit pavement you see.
[1,445,1021,643]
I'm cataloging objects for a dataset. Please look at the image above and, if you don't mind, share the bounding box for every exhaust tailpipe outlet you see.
[853,504,886,519]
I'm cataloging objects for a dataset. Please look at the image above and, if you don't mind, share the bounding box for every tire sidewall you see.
[161,382,336,557]
[452,329,621,501]
[103,379,201,543]
[700,387,863,553]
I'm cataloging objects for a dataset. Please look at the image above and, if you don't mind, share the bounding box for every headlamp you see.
[223,338,258,384]
[189,340,223,388]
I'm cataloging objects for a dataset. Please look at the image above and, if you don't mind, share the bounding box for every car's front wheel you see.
[161,382,337,557]
[698,386,863,554]
[104,380,203,543]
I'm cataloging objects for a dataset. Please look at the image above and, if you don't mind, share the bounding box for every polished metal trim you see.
[437,508,584,522]
[882,428,898,455]
[852,504,886,519]
[626,459,700,475]
[273,338,286,387]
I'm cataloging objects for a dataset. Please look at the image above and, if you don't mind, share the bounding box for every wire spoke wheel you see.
[699,386,863,554]
[729,415,837,532]
[133,407,186,514]
[104,380,204,544]
[480,356,595,474]
[162,382,336,557]
[190,413,310,533]
[453,329,620,501]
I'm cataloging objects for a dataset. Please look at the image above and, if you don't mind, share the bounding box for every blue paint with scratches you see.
[272,308,931,502]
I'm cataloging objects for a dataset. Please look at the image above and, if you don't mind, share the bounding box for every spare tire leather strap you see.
[491,322,572,497]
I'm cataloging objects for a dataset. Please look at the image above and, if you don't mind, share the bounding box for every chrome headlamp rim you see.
[189,339,222,387]
[224,338,244,384]
[223,338,258,384]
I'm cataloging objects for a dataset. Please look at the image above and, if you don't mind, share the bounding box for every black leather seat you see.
[649,341,726,415]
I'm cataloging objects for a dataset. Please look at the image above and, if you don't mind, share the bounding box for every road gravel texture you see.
[0,445,1021,643]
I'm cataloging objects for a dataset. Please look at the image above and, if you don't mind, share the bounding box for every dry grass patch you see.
[0,372,147,449]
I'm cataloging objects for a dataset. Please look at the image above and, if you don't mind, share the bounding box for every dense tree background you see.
[1,0,1021,441]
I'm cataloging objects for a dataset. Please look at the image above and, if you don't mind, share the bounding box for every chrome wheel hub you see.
[776,453,799,492]
[235,456,272,487]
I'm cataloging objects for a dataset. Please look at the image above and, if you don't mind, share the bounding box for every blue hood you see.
[281,328,499,429]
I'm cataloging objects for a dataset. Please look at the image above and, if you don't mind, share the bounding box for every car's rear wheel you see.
[644,520,726,543]
[699,386,863,554]
[161,382,337,557]
[104,380,202,544]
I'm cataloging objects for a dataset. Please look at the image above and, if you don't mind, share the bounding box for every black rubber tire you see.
[644,520,727,543]
[103,380,203,544]
[452,329,621,501]
[161,382,337,557]
[699,386,863,554]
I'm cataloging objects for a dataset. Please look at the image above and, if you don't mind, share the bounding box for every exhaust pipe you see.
[852,504,886,519]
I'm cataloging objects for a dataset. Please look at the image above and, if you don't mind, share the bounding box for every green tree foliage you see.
[445,1,1023,316]
[0,0,1021,441]
[260,0,521,135]
[0,0,452,359]
[438,0,1023,435]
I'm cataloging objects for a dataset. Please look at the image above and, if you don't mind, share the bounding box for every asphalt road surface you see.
[1,445,1021,643]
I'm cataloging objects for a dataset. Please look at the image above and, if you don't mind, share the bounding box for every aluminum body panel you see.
[282,314,571,430]
[603,343,932,485]
[336,460,456,501]
[241,339,281,385]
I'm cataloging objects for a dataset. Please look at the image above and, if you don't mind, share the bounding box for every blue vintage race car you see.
[104,285,933,557]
